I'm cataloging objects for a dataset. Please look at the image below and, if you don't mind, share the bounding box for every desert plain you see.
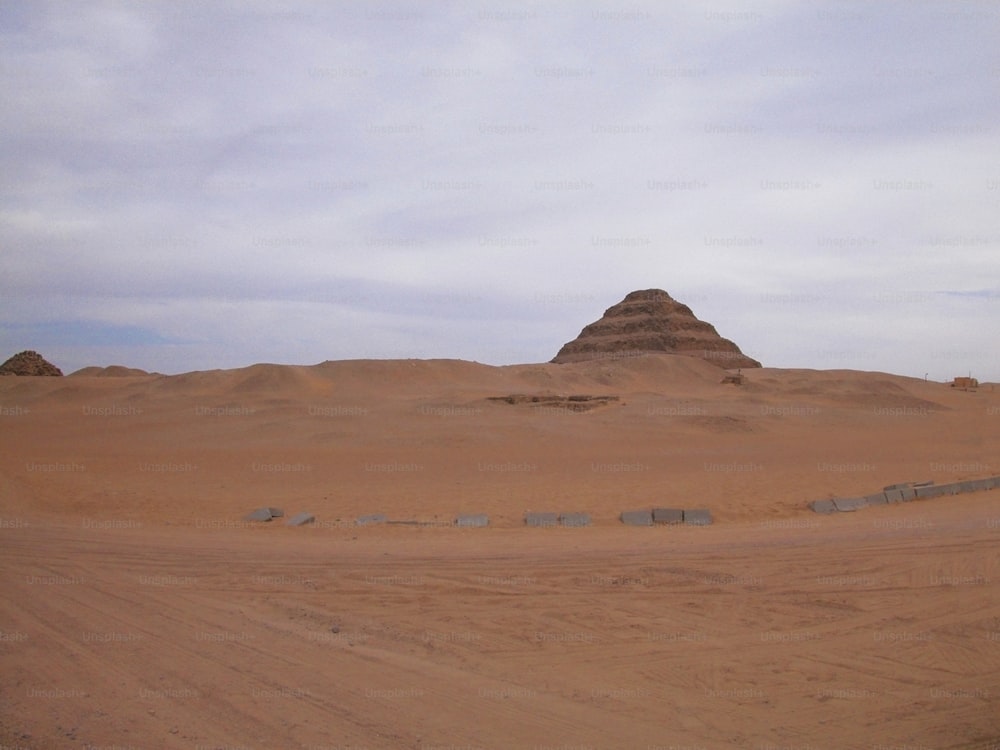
[1,354,999,749]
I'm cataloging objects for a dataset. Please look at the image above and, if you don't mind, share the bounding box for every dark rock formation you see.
[0,350,63,376]
[486,394,619,411]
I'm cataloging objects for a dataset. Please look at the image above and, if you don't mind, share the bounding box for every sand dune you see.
[1,355,999,747]
[4,355,995,525]
[68,365,154,377]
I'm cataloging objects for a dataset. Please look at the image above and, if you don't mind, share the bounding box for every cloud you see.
[1,1,998,378]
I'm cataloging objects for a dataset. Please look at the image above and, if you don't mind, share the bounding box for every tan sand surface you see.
[1,355,999,748]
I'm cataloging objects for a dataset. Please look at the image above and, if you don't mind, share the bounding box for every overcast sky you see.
[2,1,998,379]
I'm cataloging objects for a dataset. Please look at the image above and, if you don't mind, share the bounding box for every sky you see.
[2,1,998,379]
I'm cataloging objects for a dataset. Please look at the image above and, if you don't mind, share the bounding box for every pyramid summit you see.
[551,289,761,369]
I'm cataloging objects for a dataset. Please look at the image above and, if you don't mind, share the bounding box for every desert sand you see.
[2,354,999,749]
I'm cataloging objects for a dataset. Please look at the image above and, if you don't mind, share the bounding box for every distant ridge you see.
[551,289,761,369]
[69,365,154,377]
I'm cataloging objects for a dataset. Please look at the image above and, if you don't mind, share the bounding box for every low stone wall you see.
[809,476,1000,514]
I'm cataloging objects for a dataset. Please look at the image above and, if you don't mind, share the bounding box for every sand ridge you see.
[1,355,996,527]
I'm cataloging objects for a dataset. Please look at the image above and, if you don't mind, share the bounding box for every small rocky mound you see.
[0,350,63,376]
[551,289,760,369]
[487,394,620,412]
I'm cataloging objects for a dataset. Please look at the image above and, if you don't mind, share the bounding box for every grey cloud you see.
[1,1,997,379]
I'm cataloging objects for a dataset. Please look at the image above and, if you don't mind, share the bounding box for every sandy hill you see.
[69,365,154,377]
[1,354,996,527]
[552,289,761,368]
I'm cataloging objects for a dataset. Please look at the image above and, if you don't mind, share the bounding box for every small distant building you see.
[951,376,978,390]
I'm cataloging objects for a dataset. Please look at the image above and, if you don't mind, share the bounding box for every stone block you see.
[810,499,837,514]
[884,489,904,503]
[864,492,889,507]
[832,496,868,512]
[525,512,558,527]
[286,512,315,526]
[244,508,273,522]
[559,513,591,527]
[620,509,653,526]
[683,509,713,526]
[455,514,489,527]
[652,508,684,524]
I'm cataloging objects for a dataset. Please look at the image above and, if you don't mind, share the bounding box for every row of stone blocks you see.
[244,510,483,527]
[358,513,490,527]
[619,508,713,526]
[243,508,316,526]
[810,476,1000,514]
[245,508,714,527]
[524,512,591,527]
[241,513,490,528]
